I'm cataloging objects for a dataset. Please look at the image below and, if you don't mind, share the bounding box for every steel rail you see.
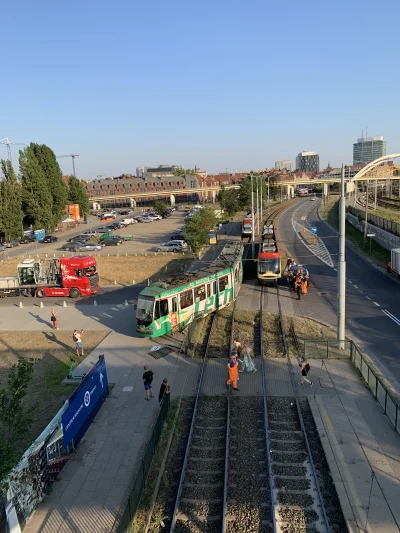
[276,285,332,533]
[169,311,217,532]
[259,286,278,533]
[221,300,235,532]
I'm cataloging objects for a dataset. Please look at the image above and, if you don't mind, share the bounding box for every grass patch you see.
[0,330,108,453]
[262,311,284,358]
[319,196,390,269]
[0,255,194,286]
[233,310,260,357]
[208,307,233,357]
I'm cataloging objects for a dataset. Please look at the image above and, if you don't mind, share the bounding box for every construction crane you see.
[57,154,80,176]
[0,137,26,163]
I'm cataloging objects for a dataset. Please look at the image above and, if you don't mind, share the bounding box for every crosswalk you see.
[292,220,334,268]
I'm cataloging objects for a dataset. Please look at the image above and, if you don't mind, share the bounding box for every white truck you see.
[120,218,135,226]
[387,249,400,278]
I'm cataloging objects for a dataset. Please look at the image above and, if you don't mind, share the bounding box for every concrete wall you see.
[346,212,400,250]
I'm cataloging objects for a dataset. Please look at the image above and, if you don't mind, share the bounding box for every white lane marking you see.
[373,302,380,307]
[292,220,334,268]
[334,268,337,271]
[366,296,371,300]
[382,309,400,327]
[348,280,353,284]
[353,285,358,289]
[359,291,363,294]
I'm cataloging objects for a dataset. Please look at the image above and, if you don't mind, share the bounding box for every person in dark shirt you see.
[143,365,154,401]
[158,378,171,404]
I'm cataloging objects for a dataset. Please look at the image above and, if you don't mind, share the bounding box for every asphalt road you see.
[279,198,400,395]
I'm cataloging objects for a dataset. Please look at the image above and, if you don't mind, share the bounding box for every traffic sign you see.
[301,216,306,221]
[367,233,376,237]
[311,227,318,234]
[62,355,109,447]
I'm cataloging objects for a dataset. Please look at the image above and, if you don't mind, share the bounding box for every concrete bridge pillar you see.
[130,198,136,208]
[170,194,176,207]
[287,185,294,199]
[346,181,355,194]
[323,182,328,199]
[91,201,101,210]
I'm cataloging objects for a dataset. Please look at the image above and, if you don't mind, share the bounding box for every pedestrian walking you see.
[51,308,59,330]
[299,360,313,387]
[232,337,243,356]
[227,355,240,391]
[158,378,171,404]
[241,346,257,373]
[295,275,302,300]
[73,329,84,356]
[143,365,154,401]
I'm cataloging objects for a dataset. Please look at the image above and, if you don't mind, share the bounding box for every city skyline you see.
[1,0,399,179]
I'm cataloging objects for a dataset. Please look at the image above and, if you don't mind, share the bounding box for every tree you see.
[153,200,168,215]
[0,160,24,240]
[29,143,68,227]
[173,168,195,176]
[0,358,36,482]
[238,173,266,210]
[220,189,240,216]
[67,176,90,217]
[19,147,53,230]
[184,207,217,254]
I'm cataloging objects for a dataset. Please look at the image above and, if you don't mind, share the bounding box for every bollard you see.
[63,301,67,307]
[40,301,44,308]
[19,301,23,308]
[132,280,135,285]
[114,280,117,285]
[94,300,97,306]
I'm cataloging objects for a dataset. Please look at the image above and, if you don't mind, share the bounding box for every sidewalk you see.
[22,308,200,533]
[264,357,400,533]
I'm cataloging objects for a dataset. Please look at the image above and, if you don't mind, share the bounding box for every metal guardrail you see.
[111,393,170,533]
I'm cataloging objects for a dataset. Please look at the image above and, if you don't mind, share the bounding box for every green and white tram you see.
[136,241,243,338]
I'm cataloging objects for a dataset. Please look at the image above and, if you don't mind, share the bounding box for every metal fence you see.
[302,339,352,360]
[111,393,171,533]
[347,205,400,237]
[350,342,400,435]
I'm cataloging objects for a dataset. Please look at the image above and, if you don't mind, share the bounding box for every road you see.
[279,198,400,394]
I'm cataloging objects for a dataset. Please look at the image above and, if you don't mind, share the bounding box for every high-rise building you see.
[295,151,319,172]
[275,160,293,171]
[353,136,386,165]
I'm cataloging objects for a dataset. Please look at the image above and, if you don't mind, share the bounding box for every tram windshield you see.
[259,259,279,274]
[136,295,155,324]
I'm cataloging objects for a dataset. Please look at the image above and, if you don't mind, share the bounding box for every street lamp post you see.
[256,179,259,237]
[260,176,263,230]
[338,164,346,350]
[251,172,255,257]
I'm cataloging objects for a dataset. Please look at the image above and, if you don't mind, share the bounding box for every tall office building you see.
[275,160,293,171]
[295,151,320,172]
[353,136,386,165]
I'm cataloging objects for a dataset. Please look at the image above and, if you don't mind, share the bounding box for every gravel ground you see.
[299,398,348,533]
[207,308,233,358]
[227,397,273,532]
[262,311,285,358]
[267,397,323,532]
[174,522,223,533]
[177,396,227,527]
[233,310,261,357]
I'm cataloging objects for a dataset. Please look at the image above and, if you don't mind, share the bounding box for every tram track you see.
[261,285,345,533]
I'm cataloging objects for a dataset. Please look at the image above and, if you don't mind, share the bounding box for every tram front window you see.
[136,295,155,325]
[259,259,279,274]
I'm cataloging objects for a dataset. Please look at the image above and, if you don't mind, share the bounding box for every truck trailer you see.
[0,256,100,298]
[387,249,400,279]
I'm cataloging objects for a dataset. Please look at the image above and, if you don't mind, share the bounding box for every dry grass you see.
[0,330,109,453]
[262,311,284,358]
[233,309,260,357]
[0,256,194,286]
[207,307,233,357]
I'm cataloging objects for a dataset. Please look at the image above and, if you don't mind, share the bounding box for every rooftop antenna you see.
[361,129,364,139]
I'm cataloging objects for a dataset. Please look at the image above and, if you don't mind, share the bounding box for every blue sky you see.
[2,0,399,179]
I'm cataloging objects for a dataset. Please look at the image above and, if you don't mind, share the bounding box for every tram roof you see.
[141,241,243,296]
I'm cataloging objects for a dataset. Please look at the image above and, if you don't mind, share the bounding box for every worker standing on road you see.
[295,274,302,300]
[227,353,240,391]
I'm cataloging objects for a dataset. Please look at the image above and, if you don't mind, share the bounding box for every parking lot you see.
[0,208,190,260]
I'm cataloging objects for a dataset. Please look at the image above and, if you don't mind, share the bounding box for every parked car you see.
[5,240,20,248]
[76,242,102,252]
[19,235,36,244]
[40,235,58,244]
[171,232,186,241]
[67,235,91,243]
[137,216,153,223]
[156,241,187,252]
[102,236,124,246]
[97,227,112,234]
[110,222,124,229]
[61,242,82,252]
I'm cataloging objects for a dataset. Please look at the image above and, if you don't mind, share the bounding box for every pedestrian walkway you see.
[264,357,400,533]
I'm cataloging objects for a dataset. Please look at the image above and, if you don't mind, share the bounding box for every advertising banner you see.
[62,355,108,448]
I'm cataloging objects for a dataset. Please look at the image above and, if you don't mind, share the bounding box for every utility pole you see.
[364,179,369,244]
[267,174,270,204]
[256,178,259,237]
[374,180,377,210]
[260,176,263,229]
[338,164,346,350]
[251,172,255,257]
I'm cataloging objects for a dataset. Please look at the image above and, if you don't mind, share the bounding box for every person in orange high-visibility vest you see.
[301,277,308,295]
[227,353,240,391]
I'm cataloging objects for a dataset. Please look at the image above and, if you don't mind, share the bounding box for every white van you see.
[101,212,116,220]
[121,218,135,226]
